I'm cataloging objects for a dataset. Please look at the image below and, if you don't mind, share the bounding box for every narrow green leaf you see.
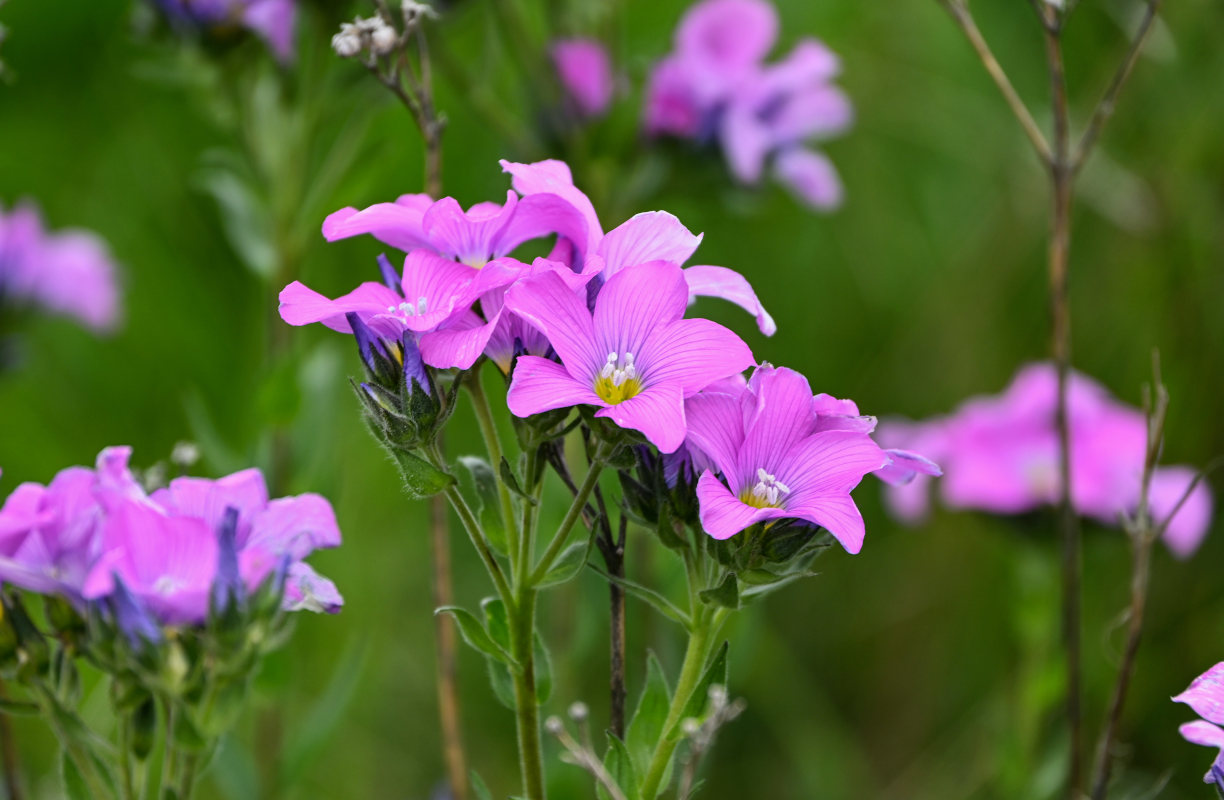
[537,536,594,588]
[458,456,508,555]
[391,449,456,499]
[59,749,91,800]
[587,565,690,627]
[698,573,739,609]
[739,572,819,602]
[470,770,494,800]
[597,733,640,800]
[626,653,672,776]
[435,607,513,665]
[480,597,511,652]
[681,642,729,722]
[499,457,537,503]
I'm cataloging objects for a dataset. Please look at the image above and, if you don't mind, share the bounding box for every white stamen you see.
[600,351,638,387]
[416,296,428,315]
[749,469,790,507]
[398,301,415,317]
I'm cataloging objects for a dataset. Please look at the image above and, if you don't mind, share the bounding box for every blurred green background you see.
[1,0,1222,797]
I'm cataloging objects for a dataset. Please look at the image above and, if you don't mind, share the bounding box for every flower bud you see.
[567,701,589,722]
[331,26,363,58]
[544,715,564,735]
[369,23,398,55]
[681,717,701,737]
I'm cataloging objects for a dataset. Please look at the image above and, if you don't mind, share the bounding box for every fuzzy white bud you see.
[369,22,398,55]
[567,701,589,722]
[544,716,565,735]
[681,718,701,737]
[331,26,363,58]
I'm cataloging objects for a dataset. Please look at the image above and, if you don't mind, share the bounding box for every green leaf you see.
[470,771,494,800]
[435,607,513,665]
[480,597,511,652]
[458,456,508,555]
[534,632,553,705]
[681,642,729,722]
[0,698,39,716]
[698,573,739,609]
[587,565,690,627]
[390,449,456,499]
[626,653,672,776]
[59,749,91,800]
[739,572,819,603]
[487,659,516,710]
[537,536,594,589]
[500,457,537,503]
[597,733,639,800]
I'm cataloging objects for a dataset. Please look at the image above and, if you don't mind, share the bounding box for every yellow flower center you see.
[594,351,642,405]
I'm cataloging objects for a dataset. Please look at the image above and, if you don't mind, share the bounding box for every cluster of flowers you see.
[281,158,937,549]
[0,447,341,637]
[152,0,296,63]
[643,0,852,210]
[0,200,121,334]
[878,363,1213,556]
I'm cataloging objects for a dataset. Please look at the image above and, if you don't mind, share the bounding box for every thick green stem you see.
[509,588,546,800]
[528,444,610,585]
[467,372,519,556]
[637,609,725,799]
[517,447,542,590]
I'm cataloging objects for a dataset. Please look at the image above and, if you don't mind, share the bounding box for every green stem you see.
[637,608,727,800]
[509,587,546,800]
[528,443,610,585]
[516,446,542,590]
[466,371,519,557]
[441,481,514,605]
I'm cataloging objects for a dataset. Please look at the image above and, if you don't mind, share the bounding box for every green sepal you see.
[500,457,536,504]
[390,448,456,500]
[698,573,739,610]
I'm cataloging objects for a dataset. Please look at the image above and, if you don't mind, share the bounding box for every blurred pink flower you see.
[551,38,615,118]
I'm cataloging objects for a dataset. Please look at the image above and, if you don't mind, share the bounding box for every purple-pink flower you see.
[154,0,297,62]
[683,365,889,551]
[1175,663,1224,786]
[0,447,342,625]
[0,201,122,333]
[551,38,615,119]
[504,261,754,453]
[877,363,1214,557]
[644,0,852,210]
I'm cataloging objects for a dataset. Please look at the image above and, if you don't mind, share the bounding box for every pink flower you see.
[643,0,851,211]
[551,38,615,118]
[684,365,888,551]
[1175,663,1224,786]
[504,261,754,453]
[877,363,1214,556]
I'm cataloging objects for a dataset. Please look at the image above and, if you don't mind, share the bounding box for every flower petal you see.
[321,195,433,252]
[504,270,600,377]
[596,212,703,278]
[507,356,602,417]
[283,561,344,613]
[421,191,519,264]
[779,430,889,497]
[278,281,400,332]
[875,449,943,486]
[683,264,776,336]
[736,366,819,484]
[676,0,778,73]
[397,250,481,330]
[684,392,748,477]
[245,494,342,562]
[1176,663,1224,726]
[641,318,754,395]
[593,261,689,360]
[774,147,844,210]
[785,492,867,554]
[552,38,615,117]
[419,309,503,370]
[1150,465,1213,559]
[595,382,687,453]
[501,159,604,253]
[695,470,780,540]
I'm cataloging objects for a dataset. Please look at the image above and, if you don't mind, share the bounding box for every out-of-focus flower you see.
[684,365,888,551]
[550,38,615,118]
[153,0,297,63]
[877,363,1214,556]
[0,447,342,625]
[1175,663,1224,787]
[644,0,852,211]
[0,201,121,333]
[504,261,754,453]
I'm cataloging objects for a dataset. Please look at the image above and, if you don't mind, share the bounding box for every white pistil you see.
[599,351,637,387]
[750,468,791,507]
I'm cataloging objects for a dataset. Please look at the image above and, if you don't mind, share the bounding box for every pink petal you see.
[500,159,604,253]
[507,356,602,418]
[278,281,401,333]
[322,199,433,253]
[774,147,844,210]
[551,38,615,117]
[1180,720,1224,749]
[241,0,296,62]
[283,562,344,613]
[421,191,519,265]
[720,99,775,183]
[595,382,688,453]
[504,270,600,378]
[1150,465,1213,559]
[497,193,599,258]
[246,494,341,562]
[397,250,482,330]
[419,310,503,370]
[596,212,703,278]
[757,39,841,96]
[593,261,689,359]
[676,0,778,73]
[696,470,779,540]
[778,430,890,498]
[876,449,943,486]
[640,318,754,395]
[684,392,749,477]
[786,493,867,554]
[682,264,776,336]
[1176,663,1224,726]
[737,366,819,483]
[769,85,854,143]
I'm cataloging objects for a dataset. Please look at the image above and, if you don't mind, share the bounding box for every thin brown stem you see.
[1073,0,1164,174]
[1040,7,1081,796]
[934,0,1053,165]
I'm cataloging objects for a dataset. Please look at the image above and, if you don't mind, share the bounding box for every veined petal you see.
[593,261,688,359]
[422,191,519,264]
[245,494,341,562]
[695,471,780,540]
[278,281,400,332]
[151,469,269,543]
[595,382,687,453]
[1176,664,1224,725]
[500,159,604,250]
[420,309,503,369]
[876,449,943,486]
[1181,720,1224,749]
[737,366,819,481]
[641,318,754,395]
[507,356,602,417]
[397,250,481,330]
[684,392,748,477]
[596,212,703,278]
[322,199,432,252]
[498,193,598,257]
[779,430,889,497]
[683,264,776,336]
[504,271,600,378]
[785,493,866,554]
